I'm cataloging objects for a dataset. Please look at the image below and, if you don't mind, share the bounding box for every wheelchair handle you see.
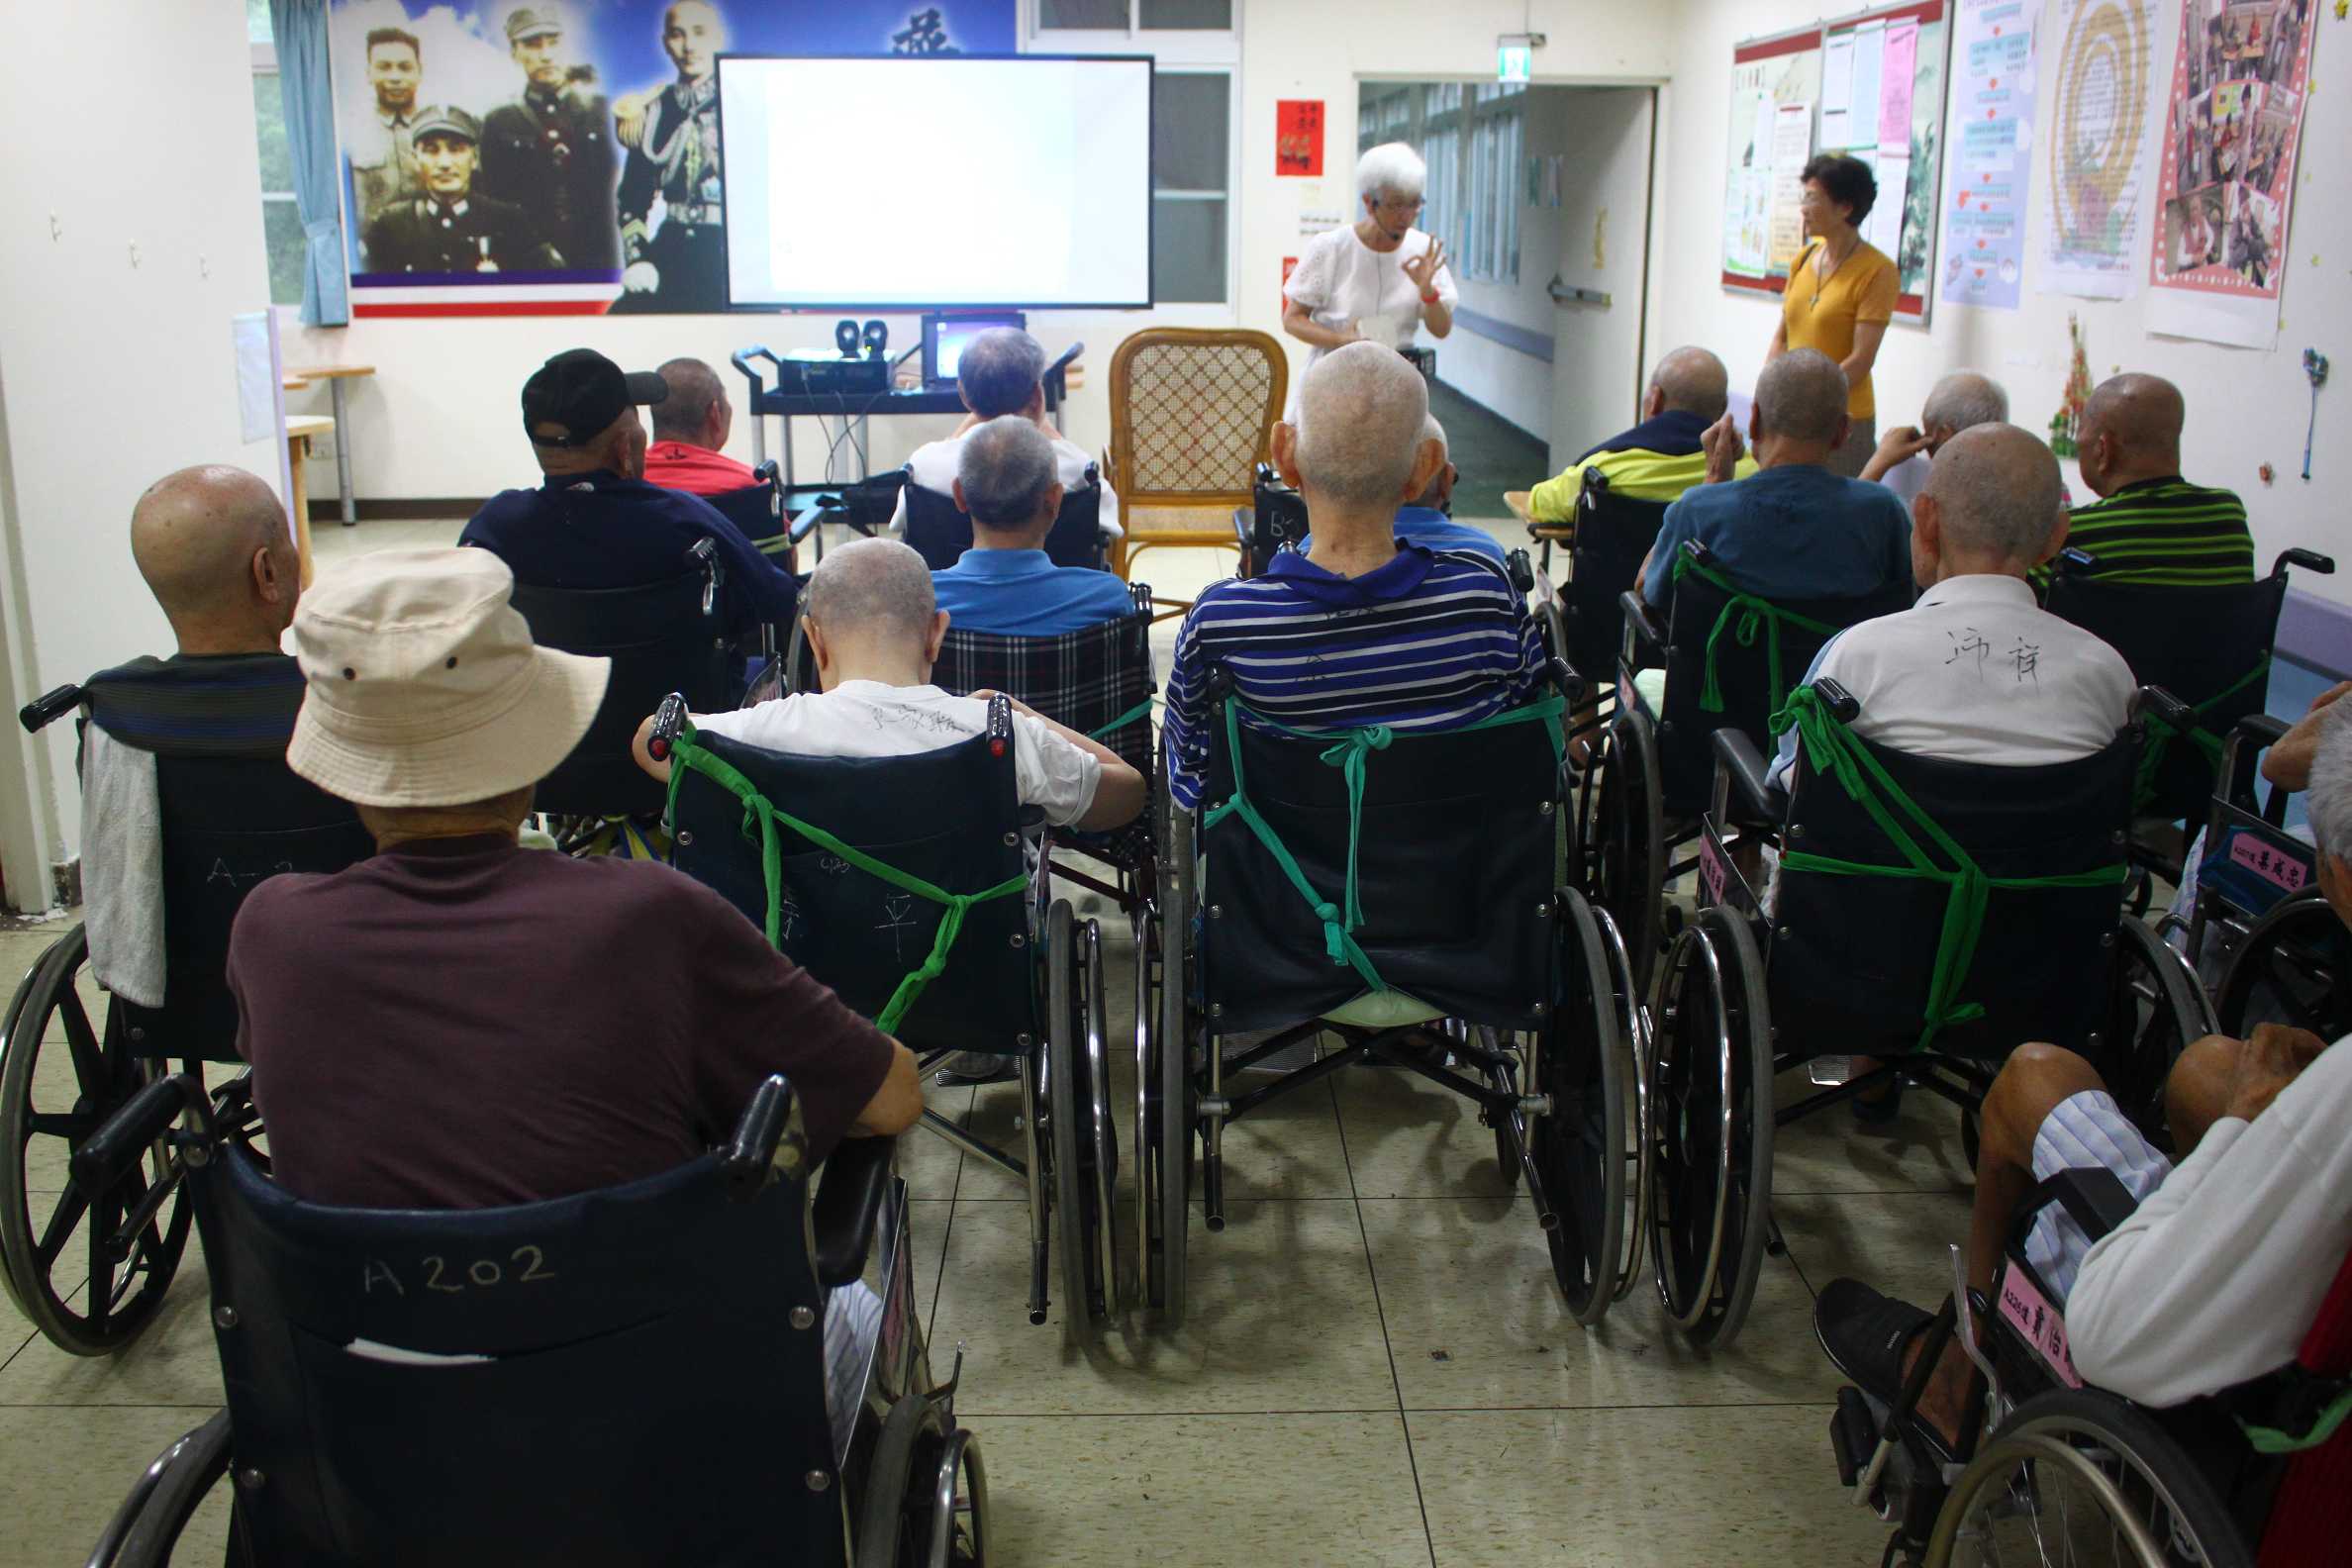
[1506,545,1536,598]
[985,692,1013,758]
[18,682,83,735]
[1545,656,1585,706]
[2276,547,2335,578]
[730,345,783,402]
[647,692,689,763]
[721,1073,796,1198]
[1679,539,1717,570]
[2057,545,2099,574]
[71,1073,211,1198]
[1812,676,1860,723]
[2139,683,2197,734]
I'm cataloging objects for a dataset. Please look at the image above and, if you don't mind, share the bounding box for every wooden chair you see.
[1105,328,1288,617]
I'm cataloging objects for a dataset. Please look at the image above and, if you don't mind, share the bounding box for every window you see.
[1031,0,1238,307]
[248,1,304,307]
[1463,83,1524,284]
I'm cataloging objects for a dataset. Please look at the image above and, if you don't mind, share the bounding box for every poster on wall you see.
[2145,0,2319,348]
[2036,0,2157,300]
[1276,100,1325,177]
[1721,27,1824,294]
[1816,1,1952,323]
[328,0,1016,318]
[1938,0,2037,311]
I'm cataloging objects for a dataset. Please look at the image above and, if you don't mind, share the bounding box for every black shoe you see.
[933,1052,1020,1088]
[1851,1076,1906,1127]
[1814,1278,1962,1465]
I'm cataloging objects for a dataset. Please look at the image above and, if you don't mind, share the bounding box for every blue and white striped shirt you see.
[1162,545,1545,809]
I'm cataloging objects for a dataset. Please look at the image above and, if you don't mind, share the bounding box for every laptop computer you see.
[922,311,1028,390]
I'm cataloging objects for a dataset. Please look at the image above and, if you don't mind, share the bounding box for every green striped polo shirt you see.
[2035,476,2254,593]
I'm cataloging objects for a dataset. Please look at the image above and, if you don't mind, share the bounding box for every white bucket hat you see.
[286,547,609,808]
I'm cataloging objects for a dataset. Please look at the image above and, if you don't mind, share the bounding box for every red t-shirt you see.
[643,440,759,497]
[228,835,894,1210]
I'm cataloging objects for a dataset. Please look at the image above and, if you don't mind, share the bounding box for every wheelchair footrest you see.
[1831,1385,1878,1490]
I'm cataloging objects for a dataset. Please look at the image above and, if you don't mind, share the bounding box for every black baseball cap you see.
[521,348,668,447]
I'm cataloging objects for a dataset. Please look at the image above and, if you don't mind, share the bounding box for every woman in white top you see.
[1280,142,1456,418]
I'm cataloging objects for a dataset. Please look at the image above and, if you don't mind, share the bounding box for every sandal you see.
[1813,1278,1964,1465]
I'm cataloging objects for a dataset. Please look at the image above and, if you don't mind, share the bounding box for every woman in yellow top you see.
[1767,153,1898,478]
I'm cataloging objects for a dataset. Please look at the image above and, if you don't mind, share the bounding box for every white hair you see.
[2309,703,2352,863]
[957,416,1058,529]
[803,537,934,647]
[1296,343,1428,507]
[1356,142,1427,205]
[1922,371,2010,436]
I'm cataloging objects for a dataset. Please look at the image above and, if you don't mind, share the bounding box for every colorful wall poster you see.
[1939,0,2038,310]
[1722,27,1824,291]
[1276,100,1326,178]
[2146,0,2320,348]
[329,0,1016,318]
[1816,1,1951,322]
[2037,0,2157,300]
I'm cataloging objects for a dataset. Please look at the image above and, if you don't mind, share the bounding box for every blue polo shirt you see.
[1392,507,1507,566]
[1639,462,1911,609]
[931,548,1135,636]
[459,471,798,636]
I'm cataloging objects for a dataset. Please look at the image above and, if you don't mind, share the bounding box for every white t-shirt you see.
[1769,574,2135,786]
[692,680,1101,828]
[1282,224,1457,417]
[2068,1035,2352,1406]
[887,428,1123,539]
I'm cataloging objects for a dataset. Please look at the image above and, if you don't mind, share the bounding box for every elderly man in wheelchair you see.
[2,465,374,1359]
[1810,703,2352,1566]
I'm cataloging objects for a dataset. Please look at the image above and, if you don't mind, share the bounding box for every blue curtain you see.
[271,0,349,326]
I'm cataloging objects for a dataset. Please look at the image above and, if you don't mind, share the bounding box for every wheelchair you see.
[707,458,827,573]
[2178,713,2349,1040]
[1654,678,2214,1350]
[654,695,1119,1339]
[1141,655,1647,1328]
[1821,1165,2352,1566]
[76,1071,987,1567]
[1,662,371,1356]
[508,537,746,840]
[902,468,1111,572]
[1582,540,1915,990]
[928,586,1160,938]
[2044,545,2334,898]
[1228,462,1309,579]
[1524,465,1670,689]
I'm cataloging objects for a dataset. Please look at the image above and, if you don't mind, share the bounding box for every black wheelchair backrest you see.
[1655,560,1913,815]
[667,723,1034,1056]
[510,564,734,819]
[1772,721,2138,1058]
[903,470,1106,571]
[1199,699,1561,1032]
[1560,467,1670,682]
[704,481,782,543]
[1245,463,1310,576]
[189,1102,845,1567]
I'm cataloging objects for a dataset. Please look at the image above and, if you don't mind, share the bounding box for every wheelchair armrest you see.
[2234,712,2291,749]
[2139,684,2198,734]
[789,504,831,544]
[1712,729,1787,824]
[813,1134,897,1289]
[2014,1165,2142,1250]
[2276,547,2335,578]
[1545,657,1585,706]
[1618,590,1667,665]
[19,682,83,735]
[721,1074,795,1198]
[72,1074,211,1197]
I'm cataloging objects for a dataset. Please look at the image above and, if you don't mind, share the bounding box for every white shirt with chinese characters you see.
[1770,573,2135,786]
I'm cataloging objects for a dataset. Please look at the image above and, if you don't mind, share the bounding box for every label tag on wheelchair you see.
[1699,830,1727,910]
[1996,1269,2081,1389]
[2223,828,2310,894]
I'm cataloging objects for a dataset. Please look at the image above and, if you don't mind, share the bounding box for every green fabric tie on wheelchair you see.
[1086,697,1157,741]
[2133,654,2269,812]
[664,726,1029,1035]
[1672,551,1841,717]
[1200,693,1567,1007]
[1770,684,2130,1054]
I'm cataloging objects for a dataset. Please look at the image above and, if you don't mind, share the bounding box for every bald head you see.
[131,466,298,653]
[650,356,729,447]
[804,537,936,651]
[1647,346,1730,423]
[1916,424,2064,576]
[2080,374,2186,493]
[1754,349,1851,447]
[1295,343,1431,509]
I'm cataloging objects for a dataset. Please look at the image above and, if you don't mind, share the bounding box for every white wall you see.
[1652,0,2352,608]
[0,0,282,908]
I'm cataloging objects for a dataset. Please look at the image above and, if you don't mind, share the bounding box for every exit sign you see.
[1497,44,1531,83]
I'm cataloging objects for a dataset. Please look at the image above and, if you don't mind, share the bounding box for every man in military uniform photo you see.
[348,27,424,232]
[360,107,562,275]
[612,0,730,314]
[479,6,620,272]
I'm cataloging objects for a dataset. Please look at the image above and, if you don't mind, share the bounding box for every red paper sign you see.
[1276,100,1324,177]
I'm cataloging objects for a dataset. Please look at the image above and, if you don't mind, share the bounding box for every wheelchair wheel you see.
[1646,906,1773,1350]
[1045,903,1115,1340]
[2094,919,2218,1145]
[2214,891,2352,1042]
[0,926,194,1356]
[1585,705,1666,996]
[1526,890,1626,1325]
[856,1394,991,1568]
[1924,1389,2251,1568]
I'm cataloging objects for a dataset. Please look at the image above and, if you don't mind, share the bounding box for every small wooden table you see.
[1504,488,1576,575]
[284,363,375,527]
[283,415,335,587]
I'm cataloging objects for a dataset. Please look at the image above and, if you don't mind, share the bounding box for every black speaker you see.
[833,319,861,357]
[861,319,888,358]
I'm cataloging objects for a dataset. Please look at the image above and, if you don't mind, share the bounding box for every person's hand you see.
[623,260,660,294]
[969,688,1043,725]
[1331,322,1366,347]
[2261,680,2352,791]
[1876,425,1932,463]
[2221,1023,2327,1123]
[1403,240,1448,298]
[1700,413,1746,484]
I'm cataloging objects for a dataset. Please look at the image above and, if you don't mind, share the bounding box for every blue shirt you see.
[1639,462,1912,610]
[1161,545,1544,809]
[460,471,798,636]
[1299,509,1508,569]
[931,548,1135,637]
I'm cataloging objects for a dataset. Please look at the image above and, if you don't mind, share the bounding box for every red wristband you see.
[1421,291,1441,305]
